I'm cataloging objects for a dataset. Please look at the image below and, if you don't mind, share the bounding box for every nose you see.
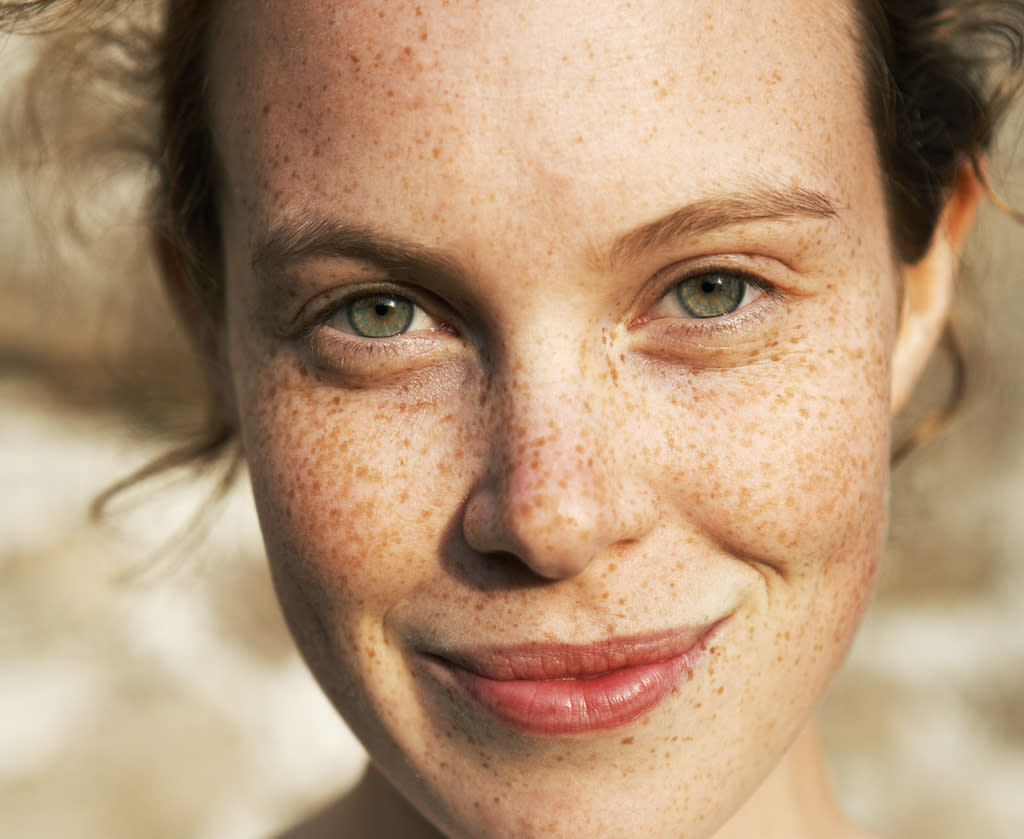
[461,362,657,580]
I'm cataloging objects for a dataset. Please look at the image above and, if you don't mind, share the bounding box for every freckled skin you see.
[201,1,952,838]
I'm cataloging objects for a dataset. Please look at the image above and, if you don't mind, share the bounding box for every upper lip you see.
[421,620,725,681]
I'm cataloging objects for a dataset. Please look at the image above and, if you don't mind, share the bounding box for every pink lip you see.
[419,620,724,736]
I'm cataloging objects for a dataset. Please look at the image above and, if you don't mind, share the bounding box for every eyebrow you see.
[252,216,463,278]
[251,182,841,275]
[607,182,841,268]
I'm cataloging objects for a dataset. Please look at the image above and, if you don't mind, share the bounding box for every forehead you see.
[210,0,869,246]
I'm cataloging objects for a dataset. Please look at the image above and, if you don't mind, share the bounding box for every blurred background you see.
[2,9,1023,839]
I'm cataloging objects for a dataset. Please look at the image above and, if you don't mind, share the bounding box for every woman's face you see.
[210,0,900,836]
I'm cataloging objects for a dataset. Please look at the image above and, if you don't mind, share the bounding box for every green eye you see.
[675,273,747,318]
[346,294,416,338]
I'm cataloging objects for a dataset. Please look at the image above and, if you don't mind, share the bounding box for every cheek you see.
[636,321,895,746]
[238,363,479,623]
[691,351,889,564]
[647,296,894,630]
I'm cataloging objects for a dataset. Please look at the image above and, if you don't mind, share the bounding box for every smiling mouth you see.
[418,619,726,736]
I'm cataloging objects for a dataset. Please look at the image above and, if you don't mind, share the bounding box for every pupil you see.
[375,302,391,316]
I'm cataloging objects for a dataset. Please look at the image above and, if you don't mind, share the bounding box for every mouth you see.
[417,619,726,736]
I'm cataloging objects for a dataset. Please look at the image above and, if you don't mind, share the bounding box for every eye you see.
[652,271,764,320]
[331,292,432,338]
[292,284,461,380]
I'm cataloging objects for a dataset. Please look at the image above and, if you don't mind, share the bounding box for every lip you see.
[418,619,726,736]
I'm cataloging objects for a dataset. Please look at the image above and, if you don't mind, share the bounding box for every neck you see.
[712,721,876,839]
[278,763,442,839]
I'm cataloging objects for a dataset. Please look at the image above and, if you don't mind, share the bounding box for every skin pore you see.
[189,0,980,837]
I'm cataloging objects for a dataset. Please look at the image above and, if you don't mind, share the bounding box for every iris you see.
[676,274,747,318]
[347,294,416,338]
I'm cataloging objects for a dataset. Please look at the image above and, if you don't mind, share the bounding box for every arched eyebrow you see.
[606,183,841,268]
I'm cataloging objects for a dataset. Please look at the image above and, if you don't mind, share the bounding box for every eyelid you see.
[287,280,443,338]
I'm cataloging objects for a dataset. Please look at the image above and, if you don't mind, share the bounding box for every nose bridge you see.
[487,314,612,479]
[500,366,603,509]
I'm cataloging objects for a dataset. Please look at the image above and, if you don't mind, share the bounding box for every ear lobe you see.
[890,162,983,415]
[154,229,237,428]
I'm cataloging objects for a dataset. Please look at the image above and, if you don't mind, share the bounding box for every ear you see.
[154,229,238,428]
[890,162,983,415]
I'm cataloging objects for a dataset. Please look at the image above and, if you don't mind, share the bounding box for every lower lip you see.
[422,625,720,736]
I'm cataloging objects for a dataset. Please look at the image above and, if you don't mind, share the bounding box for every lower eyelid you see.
[302,323,439,372]
[297,306,462,378]
[632,293,784,366]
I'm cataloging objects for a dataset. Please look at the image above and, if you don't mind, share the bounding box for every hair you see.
[3,0,1024,487]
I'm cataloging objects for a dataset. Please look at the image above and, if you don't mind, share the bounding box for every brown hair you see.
[3,0,1024,481]
[858,1,1024,263]
[854,1,1024,457]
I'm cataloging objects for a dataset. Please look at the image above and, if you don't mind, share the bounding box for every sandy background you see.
[2,14,1023,839]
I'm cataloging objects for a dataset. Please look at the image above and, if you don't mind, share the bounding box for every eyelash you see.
[294,265,778,368]
[634,265,777,333]
[296,282,451,361]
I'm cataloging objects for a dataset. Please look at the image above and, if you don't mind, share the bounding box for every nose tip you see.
[463,487,608,580]
[462,427,655,580]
